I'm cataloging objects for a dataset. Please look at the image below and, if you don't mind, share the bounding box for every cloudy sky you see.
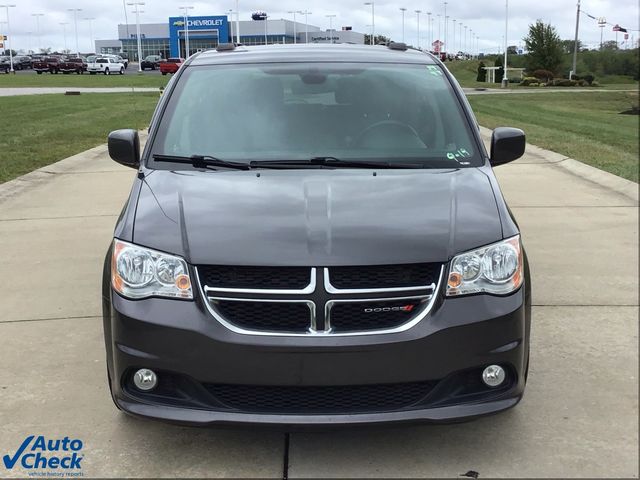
[1,0,638,53]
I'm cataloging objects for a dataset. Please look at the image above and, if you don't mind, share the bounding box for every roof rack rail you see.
[216,43,236,52]
[387,42,408,51]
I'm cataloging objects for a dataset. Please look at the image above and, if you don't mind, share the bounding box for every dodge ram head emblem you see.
[363,305,415,313]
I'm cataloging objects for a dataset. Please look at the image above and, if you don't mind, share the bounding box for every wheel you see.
[90,72,96,75]
[162,72,167,75]
[104,68,110,75]
[119,67,124,75]
[36,70,42,74]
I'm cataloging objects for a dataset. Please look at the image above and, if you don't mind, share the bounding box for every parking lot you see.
[0,128,637,478]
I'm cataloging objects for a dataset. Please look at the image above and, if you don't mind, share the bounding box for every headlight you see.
[111,239,193,300]
[446,235,523,296]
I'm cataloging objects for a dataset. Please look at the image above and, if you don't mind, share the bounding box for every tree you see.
[507,45,518,54]
[561,39,584,54]
[364,34,390,46]
[601,40,619,51]
[494,56,505,83]
[39,47,52,54]
[476,61,487,82]
[523,20,564,74]
[2,49,17,56]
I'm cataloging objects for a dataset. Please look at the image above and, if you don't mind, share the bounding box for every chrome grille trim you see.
[206,296,317,336]
[323,266,441,294]
[195,265,444,337]
[202,267,316,295]
[324,295,432,334]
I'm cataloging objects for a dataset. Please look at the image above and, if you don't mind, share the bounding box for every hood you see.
[132,168,503,266]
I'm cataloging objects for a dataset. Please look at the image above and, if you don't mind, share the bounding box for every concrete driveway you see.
[0,132,637,478]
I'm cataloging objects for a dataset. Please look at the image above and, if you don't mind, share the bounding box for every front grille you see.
[213,300,311,332]
[329,263,441,289]
[329,299,424,332]
[203,381,437,414]
[198,265,311,290]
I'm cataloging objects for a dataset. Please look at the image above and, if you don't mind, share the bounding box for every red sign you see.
[432,39,443,53]
[613,24,621,31]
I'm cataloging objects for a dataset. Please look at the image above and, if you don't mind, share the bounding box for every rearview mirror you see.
[108,129,140,169]
[490,127,525,166]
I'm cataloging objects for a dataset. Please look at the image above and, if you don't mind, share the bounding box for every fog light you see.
[133,368,158,391]
[482,365,506,387]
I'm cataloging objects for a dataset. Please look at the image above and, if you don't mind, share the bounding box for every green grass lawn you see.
[468,91,639,182]
[0,93,160,183]
[0,72,169,88]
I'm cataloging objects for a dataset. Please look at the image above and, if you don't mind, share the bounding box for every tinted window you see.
[167,58,182,63]
[97,59,108,64]
[150,63,481,168]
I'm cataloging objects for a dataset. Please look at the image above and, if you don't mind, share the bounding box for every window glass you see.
[150,63,481,168]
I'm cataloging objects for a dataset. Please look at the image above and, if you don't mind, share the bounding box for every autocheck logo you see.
[3,435,84,473]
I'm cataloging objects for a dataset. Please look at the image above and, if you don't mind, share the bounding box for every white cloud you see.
[1,0,638,53]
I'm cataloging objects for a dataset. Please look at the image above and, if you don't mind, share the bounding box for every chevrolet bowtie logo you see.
[173,20,185,26]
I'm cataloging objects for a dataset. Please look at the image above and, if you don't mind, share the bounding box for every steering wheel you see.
[353,120,427,149]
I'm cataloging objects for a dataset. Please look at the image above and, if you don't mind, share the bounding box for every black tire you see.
[36,70,42,74]
[120,67,124,75]
[104,68,110,75]
[162,72,167,75]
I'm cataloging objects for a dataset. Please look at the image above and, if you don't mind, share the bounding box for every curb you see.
[479,126,638,203]
[0,131,148,205]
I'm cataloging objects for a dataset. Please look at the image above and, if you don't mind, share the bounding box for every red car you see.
[160,57,184,75]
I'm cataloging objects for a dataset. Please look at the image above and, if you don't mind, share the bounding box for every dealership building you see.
[95,15,365,60]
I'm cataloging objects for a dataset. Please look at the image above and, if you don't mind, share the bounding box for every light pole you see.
[0,4,15,72]
[464,25,467,55]
[571,0,581,78]
[68,8,82,57]
[502,0,508,87]
[127,2,144,69]
[32,13,44,53]
[415,10,421,49]
[598,17,606,50]
[452,19,456,54]
[179,5,194,57]
[263,14,269,45]
[84,18,95,53]
[427,12,432,50]
[325,14,336,44]
[459,22,462,53]
[364,2,374,45]
[287,10,302,44]
[59,22,68,52]
[301,10,311,43]
[235,0,240,45]
[399,8,406,43]
[443,2,447,55]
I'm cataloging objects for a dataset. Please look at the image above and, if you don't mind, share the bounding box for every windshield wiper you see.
[249,157,420,169]
[153,154,251,171]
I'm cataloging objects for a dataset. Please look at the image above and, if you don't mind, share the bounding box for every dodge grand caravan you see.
[102,43,531,426]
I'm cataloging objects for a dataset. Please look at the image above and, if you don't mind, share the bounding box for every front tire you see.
[104,68,110,75]
[119,67,124,75]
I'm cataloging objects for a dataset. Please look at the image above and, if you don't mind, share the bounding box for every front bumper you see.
[104,285,529,426]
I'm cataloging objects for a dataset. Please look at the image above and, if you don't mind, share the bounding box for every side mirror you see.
[490,127,526,166]
[108,129,140,168]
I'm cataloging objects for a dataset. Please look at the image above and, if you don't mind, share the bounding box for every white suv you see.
[87,57,125,75]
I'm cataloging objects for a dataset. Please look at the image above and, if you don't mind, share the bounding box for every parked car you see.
[87,57,125,75]
[159,57,184,75]
[141,54,164,70]
[101,54,128,69]
[103,43,531,427]
[0,56,9,73]
[13,55,32,70]
[33,56,63,74]
[59,57,87,74]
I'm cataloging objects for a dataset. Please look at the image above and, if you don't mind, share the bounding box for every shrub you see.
[577,79,587,87]
[583,74,595,85]
[476,62,487,82]
[529,82,540,87]
[551,79,577,87]
[521,76,538,86]
[532,69,554,81]
[591,81,600,87]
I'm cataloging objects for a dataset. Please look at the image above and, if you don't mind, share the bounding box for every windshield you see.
[149,62,481,168]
